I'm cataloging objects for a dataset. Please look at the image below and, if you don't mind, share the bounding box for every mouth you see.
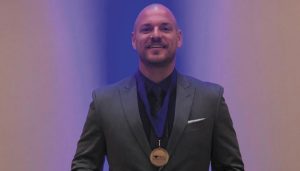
[146,44,167,49]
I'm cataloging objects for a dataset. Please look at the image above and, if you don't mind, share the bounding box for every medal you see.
[149,140,169,167]
[149,147,169,167]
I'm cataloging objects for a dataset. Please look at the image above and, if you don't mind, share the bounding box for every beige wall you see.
[0,1,105,170]
[184,0,300,170]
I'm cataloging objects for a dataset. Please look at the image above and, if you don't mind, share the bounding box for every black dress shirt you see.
[136,70,177,149]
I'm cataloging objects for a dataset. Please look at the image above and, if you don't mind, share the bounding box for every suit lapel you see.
[119,77,151,157]
[167,74,195,156]
[118,74,195,159]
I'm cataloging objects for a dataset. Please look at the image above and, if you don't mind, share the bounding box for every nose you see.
[151,27,162,42]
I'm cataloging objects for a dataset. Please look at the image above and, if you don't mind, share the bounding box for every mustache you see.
[145,42,168,48]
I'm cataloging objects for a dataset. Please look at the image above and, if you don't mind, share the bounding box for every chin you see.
[142,56,174,67]
[146,54,167,62]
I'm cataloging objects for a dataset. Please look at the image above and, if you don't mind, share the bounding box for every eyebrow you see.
[160,23,173,27]
[140,23,152,28]
[140,22,173,27]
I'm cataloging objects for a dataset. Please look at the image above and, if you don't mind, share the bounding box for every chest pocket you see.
[184,117,212,133]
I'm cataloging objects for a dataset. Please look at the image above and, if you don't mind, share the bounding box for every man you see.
[71,3,244,171]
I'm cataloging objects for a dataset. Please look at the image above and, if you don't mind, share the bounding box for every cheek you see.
[169,40,178,48]
[134,40,142,48]
[136,39,146,47]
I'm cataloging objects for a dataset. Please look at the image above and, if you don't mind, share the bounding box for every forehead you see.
[135,7,177,27]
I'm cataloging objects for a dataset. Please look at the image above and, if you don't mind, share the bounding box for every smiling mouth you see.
[147,45,167,49]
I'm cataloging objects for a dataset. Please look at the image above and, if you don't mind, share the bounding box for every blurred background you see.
[0,0,299,170]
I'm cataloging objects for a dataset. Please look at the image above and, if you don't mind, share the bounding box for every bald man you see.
[71,4,244,171]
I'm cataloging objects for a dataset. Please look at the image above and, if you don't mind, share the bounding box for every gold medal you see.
[149,147,169,167]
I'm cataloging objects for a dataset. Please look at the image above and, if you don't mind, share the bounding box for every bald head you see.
[131,3,182,76]
[133,3,179,32]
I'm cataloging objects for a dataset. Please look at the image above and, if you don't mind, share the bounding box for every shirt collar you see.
[136,69,177,93]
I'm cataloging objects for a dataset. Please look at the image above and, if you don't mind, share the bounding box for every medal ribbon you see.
[135,71,176,138]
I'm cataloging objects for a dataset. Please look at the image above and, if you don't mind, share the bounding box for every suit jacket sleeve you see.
[211,88,244,171]
[71,91,106,171]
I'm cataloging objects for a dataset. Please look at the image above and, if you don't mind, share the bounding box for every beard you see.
[139,51,176,68]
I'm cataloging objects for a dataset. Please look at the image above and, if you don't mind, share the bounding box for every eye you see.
[160,24,173,32]
[139,25,153,33]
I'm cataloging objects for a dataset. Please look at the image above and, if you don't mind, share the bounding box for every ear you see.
[131,32,137,49]
[176,29,183,48]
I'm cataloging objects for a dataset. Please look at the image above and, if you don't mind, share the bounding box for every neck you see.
[139,62,175,83]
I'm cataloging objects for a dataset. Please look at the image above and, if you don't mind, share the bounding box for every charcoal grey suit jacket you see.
[71,73,244,171]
